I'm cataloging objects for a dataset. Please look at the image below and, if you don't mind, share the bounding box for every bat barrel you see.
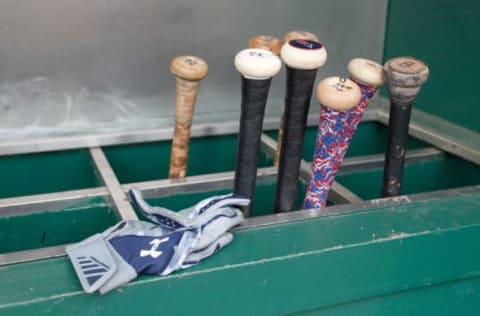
[274,39,327,213]
[382,57,429,197]
[234,48,281,216]
[169,56,208,179]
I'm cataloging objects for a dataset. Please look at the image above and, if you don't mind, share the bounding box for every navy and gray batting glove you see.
[66,190,248,294]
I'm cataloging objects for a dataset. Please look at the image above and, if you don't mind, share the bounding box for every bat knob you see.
[235,48,282,80]
[384,57,429,88]
[384,57,429,103]
[316,76,362,111]
[280,39,327,70]
[170,56,209,81]
[283,30,319,42]
[248,35,283,56]
[348,58,384,87]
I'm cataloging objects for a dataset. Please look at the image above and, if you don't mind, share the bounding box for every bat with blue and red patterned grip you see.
[302,57,384,209]
[302,76,363,209]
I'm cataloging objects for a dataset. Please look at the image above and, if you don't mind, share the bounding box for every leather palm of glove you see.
[66,189,248,294]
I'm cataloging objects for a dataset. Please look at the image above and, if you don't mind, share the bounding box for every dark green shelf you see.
[0,149,101,199]
[103,133,273,184]
[266,121,430,162]
[0,197,117,253]
[133,179,308,218]
[336,152,480,200]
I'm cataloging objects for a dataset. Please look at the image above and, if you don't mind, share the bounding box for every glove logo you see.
[140,237,168,258]
[75,256,111,286]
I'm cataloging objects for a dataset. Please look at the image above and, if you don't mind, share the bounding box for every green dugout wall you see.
[384,0,480,133]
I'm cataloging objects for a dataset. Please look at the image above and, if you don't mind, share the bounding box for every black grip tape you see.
[234,76,271,217]
[381,101,413,197]
[275,67,318,212]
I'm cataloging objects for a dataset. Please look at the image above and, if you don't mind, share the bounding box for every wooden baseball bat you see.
[284,30,319,42]
[381,57,429,197]
[303,77,362,209]
[345,57,384,150]
[248,35,283,56]
[273,31,320,168]
[169,56,208,179]
[274,39,327,213]
[234,48,282,216]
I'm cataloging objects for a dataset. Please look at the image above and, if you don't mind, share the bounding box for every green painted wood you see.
[0,197,117,253]
[103,134,273,184]
[137,179,308,218]
[266,122,429,163]
[336,153,480,200]
[292,277,480,316]
[1,3,479,315]
[383,0,480,133]
[1,193,479,315]
[0,149,101,199]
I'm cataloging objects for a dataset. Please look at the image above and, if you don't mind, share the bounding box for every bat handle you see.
[247,35,284,169]
[273,31,319,168]
[274,39,327,213]
[346,58,384,138]
[234,77,271,214]
[303,77,361,209]
[273,114,284,168]
[234,48,282,216]
[274,66,318,212]
[381,56,429,197]
[169,56,208,179]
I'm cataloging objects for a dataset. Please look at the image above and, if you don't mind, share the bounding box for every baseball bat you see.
[274,39,327,213]
[234,48,282,216]
[381,57,429,197]
[284,30,319,42]
[273,31,320,168]
[303,77,362,209]
[169,56,208,179]
[302,59,383,209]
[248,35,283,56]
[346,58,384,133]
